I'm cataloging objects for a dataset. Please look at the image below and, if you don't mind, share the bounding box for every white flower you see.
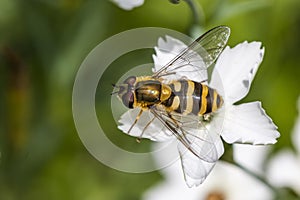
[111,0,144,10]
[118,35,280,187]
[266,97,300,195]
[233,144,270,176]
[142,143,273,200]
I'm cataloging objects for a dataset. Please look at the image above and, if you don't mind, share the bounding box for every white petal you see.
[111,0,144,10]
[143,182,199,200]
[213,162,273,200]
[144,161,273,200]
[153,36,207,82]
[143,164,202,200]
[233,144,270,175]
[178,136,224,187]
[266,150,300,195]
[153,36,190,72]
[118,108,173,141]
[210,41,264,104]
[153,36,186,71]
[221,101,280,145]
[151,142,182,181]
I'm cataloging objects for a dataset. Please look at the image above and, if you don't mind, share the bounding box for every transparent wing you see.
[150,108,222,163]
[152,26,230,82]
[177,123,224,187]
[179,147,217,187]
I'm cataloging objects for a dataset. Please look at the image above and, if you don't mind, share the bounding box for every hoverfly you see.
[114,26,230,185]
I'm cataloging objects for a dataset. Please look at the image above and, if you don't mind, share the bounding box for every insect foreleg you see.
[128,109,144,134]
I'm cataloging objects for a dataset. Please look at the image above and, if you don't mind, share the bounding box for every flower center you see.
[205,191,226,200]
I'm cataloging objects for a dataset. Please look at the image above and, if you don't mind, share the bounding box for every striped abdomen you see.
[163,80,223,115]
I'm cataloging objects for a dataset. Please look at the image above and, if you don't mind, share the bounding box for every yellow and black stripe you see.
[122,76,223,114]
[163,80,223,116]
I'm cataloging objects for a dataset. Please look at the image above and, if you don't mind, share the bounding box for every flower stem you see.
[183,0,205,26]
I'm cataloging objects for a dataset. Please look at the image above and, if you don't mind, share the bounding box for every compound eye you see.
[124,76,136,86]
[122,92,134,108]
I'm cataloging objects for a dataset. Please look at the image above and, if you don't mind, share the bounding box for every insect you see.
[114,26,230,164]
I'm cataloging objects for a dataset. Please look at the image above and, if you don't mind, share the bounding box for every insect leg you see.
[158,110,192,148]
[128,109,144,134]
[166,112,191,141]
[136,116,156,143]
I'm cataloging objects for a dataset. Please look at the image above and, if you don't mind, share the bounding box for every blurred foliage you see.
[0,0,300,199]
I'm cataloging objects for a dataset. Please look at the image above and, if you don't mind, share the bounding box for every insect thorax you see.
[134,76,172,109]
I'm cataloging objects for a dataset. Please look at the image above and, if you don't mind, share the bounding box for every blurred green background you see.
[1,0,300,199]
